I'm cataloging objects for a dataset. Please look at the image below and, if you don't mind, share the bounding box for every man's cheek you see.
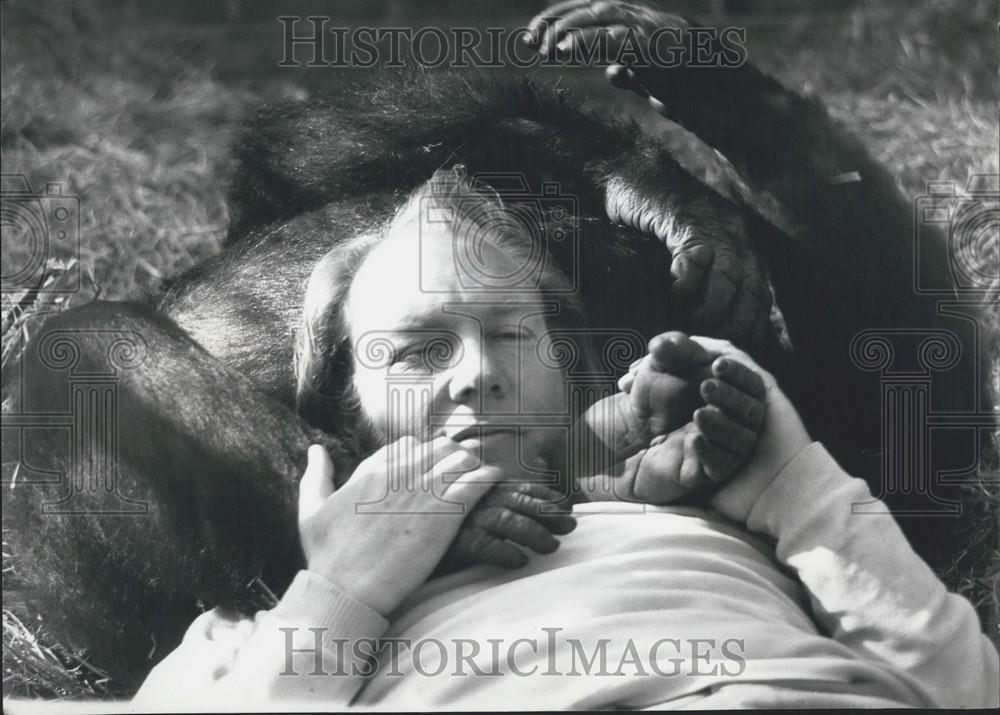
[353,380,385,432]
[355,373,433,436]
[546,377,570,416]
[520,366,567,409]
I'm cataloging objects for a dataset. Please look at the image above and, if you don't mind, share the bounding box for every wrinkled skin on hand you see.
[528,0,773,348]
[437,482,576,573]
[581,334,767,506]
[603,171,772,349]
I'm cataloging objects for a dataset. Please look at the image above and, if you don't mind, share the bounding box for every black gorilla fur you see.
[4,68,994,695]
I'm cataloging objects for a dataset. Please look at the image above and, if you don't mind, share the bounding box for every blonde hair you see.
[294,165,595,444]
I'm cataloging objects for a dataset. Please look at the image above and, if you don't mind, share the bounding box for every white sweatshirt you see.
[133,443,999,710]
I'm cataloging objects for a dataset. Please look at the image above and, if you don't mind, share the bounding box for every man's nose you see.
[447,342,509,404]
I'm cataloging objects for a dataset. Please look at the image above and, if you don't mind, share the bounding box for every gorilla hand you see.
[604,174,772,348]
[437,482,576,573]
[668,217,771,346]
[587,333,767,505]
[526,0,723,121]
[529,0,771,347]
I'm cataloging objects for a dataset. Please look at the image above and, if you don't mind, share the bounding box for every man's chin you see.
[457,435,548,478]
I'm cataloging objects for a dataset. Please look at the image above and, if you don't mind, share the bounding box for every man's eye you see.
[392,340,458,371]
[393,345,424,365]
[491,326,529,341]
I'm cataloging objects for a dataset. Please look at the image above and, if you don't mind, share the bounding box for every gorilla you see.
[4,27,994,695]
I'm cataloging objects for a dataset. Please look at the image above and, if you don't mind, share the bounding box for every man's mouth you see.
[448,425,518,443]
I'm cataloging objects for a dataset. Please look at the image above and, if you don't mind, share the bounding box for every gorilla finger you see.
[700,378,765,430]
[618,357,642,388]
[693,433,740,483]
[542,1,635,53]
[633,437,686,504]
[556,25,630,57]
[687,335,740,358]
[532,511,577,535]
[484,481,543,502]
[670,242,714,299]
[606,63,631,88]
[647,93,669,117]
[606,64,648,96]
[491,485,577,533]
[538,6,603,53]
[712,357,767,400]
[679,430,706,487]
[692,253,740,329]
[635,472,692,505]
[456,528,530,569]
[694,406,757,456]
[649,431,671,447]
[474,506,560,555]
[747,267,772,312]
[507,481,569,505]
[723,286,763,346]
[527,0,590,45]
[648,331,712,374]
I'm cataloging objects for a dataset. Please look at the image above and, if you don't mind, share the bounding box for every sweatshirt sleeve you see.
[132,570,389,711]
[745,442,999,709]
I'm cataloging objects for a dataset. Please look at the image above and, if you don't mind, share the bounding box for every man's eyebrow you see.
[444,301,547,318]
[385,303,545,334]
[495,303,544,318]
[383,312,455,335]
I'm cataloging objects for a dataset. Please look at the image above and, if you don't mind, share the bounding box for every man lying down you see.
[134,170,998,710]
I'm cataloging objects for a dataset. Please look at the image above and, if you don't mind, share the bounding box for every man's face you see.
[346,226,569,474]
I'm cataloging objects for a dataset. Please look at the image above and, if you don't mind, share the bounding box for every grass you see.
[2,0,997,700]
[0,18,240,307]
[2,1,249,697]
